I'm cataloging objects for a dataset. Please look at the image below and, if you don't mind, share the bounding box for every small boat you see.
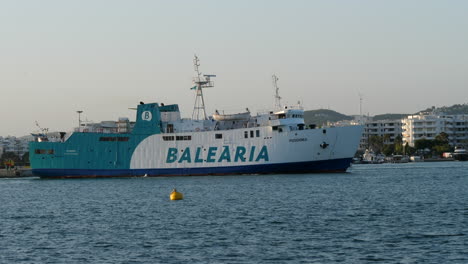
[410,156,423,162]
[361,149,385,164]
[453,146,468,161]
[389,155,409,163]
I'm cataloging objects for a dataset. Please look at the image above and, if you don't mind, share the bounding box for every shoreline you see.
[0,168,34,178]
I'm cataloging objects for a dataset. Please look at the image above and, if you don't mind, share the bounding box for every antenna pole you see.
[358,93,363,124]
[273,74,282,110]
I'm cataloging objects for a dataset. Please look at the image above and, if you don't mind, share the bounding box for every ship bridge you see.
[254,106,306,132]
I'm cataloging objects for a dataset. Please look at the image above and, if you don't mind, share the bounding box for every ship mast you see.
[192,55,215,120]
[272,74,282,110]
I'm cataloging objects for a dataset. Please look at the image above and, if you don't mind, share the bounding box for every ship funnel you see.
[132,103,162,135]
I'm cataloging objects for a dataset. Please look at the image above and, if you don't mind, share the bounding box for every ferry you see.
[29,56,363,178]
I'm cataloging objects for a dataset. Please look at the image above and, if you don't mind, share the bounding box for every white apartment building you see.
[402,114,468,147]
[0,136,32,157]
[359,119,403,150]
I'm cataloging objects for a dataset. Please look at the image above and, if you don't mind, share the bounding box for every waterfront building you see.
[0,136,32,157]
[402,114,468,147]
[359,119,403,150]
[329,117,402,151]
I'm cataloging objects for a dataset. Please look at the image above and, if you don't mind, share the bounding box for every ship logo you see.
[166,146,269,164]
[142,111,152,121]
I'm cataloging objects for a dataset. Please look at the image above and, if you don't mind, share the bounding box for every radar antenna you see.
[192,55,215,120]
[35,121,49,134]
[272,74,282,109]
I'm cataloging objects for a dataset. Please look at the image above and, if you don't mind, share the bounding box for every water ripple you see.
[1,162,468,263]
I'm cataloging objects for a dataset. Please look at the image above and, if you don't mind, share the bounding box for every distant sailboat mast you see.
[359,92,364,125]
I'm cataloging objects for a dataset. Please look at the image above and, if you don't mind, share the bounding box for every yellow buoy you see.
[170,188,183,200]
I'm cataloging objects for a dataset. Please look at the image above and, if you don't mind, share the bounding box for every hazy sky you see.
[1,0,467,136]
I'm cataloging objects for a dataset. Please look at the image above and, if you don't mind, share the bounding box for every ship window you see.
[163,136,175,141]
[278,127,283,133]
[35,149,52,155]
[256,130,260,137]
[215,134,223,139]
[250,131,254,138]
[167,124,174,133]
[244,131,248,138]
[272,126,278,131]
[176,135,192,141]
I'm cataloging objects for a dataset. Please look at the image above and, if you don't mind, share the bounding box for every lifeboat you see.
[212,110,251,121]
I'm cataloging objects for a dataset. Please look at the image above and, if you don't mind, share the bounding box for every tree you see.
[414,138,433,151]
[382,144,395,156]
[393,135,404,155]
[368,135,384,153]
[433,144,451,155]
[413,133,454,157]
[434,132,449,145]
[382,134,392,145]
[1,152,21,167]
[1,152,20,162]
[404,143,416,156]
[432,132,452,156]
[22,152,30,164]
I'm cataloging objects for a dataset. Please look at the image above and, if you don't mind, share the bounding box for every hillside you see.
[419,103,468,115]
[304,109,352,126]
[364,103,468,122]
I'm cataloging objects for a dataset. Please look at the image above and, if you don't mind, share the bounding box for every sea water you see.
[1,162,467,263]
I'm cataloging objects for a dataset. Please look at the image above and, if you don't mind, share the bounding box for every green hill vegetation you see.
[419,103,468,115]
[303,103,468,126]
[304,109,352,126]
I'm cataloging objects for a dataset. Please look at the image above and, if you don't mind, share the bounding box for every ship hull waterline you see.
[32,158,353,178]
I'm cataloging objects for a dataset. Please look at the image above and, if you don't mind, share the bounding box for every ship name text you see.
[166,146,269,163]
